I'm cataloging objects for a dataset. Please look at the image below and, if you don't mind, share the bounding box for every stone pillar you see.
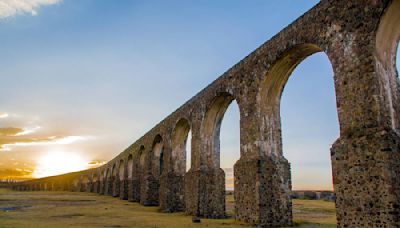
[159,172,185,212]
[234,155,292,226]
[130,177,141,202]
[140,174,159,206]
[159,140,186,213]
[107,177,113,196]
[92,181,97,193]
[99,180,104,195]
[87,182,92,192]
[113,178,120,197]
[184,168,225,218]
[183,120,226,218]
[332,130,400,227]
[119,179,128,200]
[139,147,159,206]
[127,178,134,201]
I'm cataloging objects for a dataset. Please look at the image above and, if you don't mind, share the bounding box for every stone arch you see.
[260,44,323,156]
[92,173,99,193]
[376,0,400,132]
[152,135,164,177]
[160,118,191,212]
[139,145,146,170]
[106,167,111,195]
[111,163,119,197]
[127,154,133,180]
[202,92,236,169]
[101,169,107,194]
[171,118,191,175]
[127,154,134,201]
[256,43,332,225]
[118,159,128,200]
[72,178,80,192]
[119,159,125,181]
[193,92,240,218]
[131,146,145,202]
[81,175,89,192]
[111,163,117,178]
[280,52,337,192]
[140,135,164,205]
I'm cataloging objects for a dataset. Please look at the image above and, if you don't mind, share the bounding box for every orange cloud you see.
[0,127,25,136]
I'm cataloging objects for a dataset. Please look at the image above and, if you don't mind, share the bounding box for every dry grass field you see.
[0,188,336,228]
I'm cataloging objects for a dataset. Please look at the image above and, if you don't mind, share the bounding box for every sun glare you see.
[32,151,89,178]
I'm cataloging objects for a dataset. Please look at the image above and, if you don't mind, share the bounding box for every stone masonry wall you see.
[11,1,400,227]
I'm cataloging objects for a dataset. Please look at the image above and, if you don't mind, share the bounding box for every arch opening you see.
[111,163,118,196]
[72,178,79,192]
[119,160,125,181]
[172,118,191,175]
[219,99,240,217]
[139,146,146,172]
[203,93,236,169]
[92,173,98,193]
[261,44,338,222]
[106,168,111,195]
[81,175,89,192]
[101,169,106,194]
[152,135,164,177]
[203,92,240,217]
[127,154,133,180]
[186,130,192,172]
[281,52,338,193]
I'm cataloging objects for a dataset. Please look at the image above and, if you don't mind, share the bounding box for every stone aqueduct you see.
[10,0,400,227]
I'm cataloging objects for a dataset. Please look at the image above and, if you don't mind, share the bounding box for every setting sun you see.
[32,151,89,178]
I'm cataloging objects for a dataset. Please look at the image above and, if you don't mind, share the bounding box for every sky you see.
[0,0,398,190]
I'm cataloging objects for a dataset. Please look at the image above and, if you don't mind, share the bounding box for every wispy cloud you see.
[15,126,41,136]
[0,112,8,118]
[0,0,61,19]
[88,160,106,168]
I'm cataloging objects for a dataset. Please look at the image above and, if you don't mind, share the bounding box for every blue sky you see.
[0,0,398,190]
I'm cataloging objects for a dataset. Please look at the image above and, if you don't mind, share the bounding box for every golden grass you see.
[0,188,336,228]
